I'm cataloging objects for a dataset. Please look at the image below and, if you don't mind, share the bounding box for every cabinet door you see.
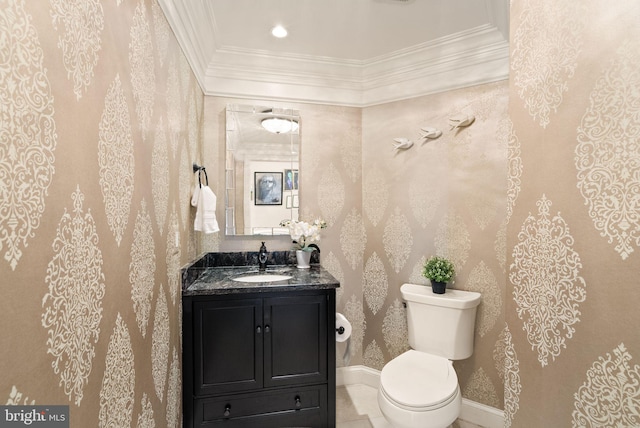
[193,298,263,395]
[263,294,328,388]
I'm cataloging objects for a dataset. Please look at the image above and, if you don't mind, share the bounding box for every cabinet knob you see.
[256,326,261,334]
[264,325,270,333]
[223,404,231,417]
[295,396,301,408]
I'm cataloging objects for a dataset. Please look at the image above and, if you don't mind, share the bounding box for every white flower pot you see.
[296,250,311,268]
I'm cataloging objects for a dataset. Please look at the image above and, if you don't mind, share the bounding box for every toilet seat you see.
[380,350,459,411]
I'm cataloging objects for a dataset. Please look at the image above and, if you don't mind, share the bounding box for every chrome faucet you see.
[258,242,268,271]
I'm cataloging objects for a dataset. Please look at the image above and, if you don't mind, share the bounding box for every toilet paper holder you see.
[335,312,352,344]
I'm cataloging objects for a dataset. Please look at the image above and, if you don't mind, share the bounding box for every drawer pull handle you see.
[256,326,261,334]
[264,325,270,333]
[295,396,301,408]
[223,404,231,417]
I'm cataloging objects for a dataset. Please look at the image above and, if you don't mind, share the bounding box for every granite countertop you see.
[182,264,340,296]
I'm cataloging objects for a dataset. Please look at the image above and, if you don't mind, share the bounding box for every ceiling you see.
[158,0,509,106]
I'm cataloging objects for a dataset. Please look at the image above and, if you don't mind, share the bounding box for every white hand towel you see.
[192,183,219,234]
[191,183,200,207]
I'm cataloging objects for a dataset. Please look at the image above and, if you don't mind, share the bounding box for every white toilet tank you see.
[401,283,481,360]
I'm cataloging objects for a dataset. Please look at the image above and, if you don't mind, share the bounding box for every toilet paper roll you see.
[335,313,352,343]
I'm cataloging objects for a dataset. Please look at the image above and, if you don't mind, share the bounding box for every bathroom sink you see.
[232,274,293,283]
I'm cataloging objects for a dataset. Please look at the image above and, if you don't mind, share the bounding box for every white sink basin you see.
[232,274,293,283]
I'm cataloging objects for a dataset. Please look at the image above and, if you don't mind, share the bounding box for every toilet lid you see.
[380,350,458,410]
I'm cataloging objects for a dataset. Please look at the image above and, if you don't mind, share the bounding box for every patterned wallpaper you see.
[202,97,365,363]
[507,0,640,426]
[9,0,631,425]
[205,15,640,420]
[361,82,509,409]
[1,0,200,426]
[204,81,510,410]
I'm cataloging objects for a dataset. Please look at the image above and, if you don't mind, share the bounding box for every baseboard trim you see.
[336,364,381,389]
[337,365,504,428]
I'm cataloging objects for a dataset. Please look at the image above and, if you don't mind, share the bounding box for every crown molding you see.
[157,0,213,87]
[158,0,509,107]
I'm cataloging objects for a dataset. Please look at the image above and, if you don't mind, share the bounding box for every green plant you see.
[422,256,455,283]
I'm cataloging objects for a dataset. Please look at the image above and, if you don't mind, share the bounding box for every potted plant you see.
[280,218,327,268]
[422,256,455,294]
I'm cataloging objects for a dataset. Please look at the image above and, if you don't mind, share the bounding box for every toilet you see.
[378,283,481,428]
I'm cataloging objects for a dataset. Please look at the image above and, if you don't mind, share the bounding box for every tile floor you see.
[336,383,484,428]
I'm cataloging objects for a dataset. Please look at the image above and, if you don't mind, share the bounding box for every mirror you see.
[225,104,300,236]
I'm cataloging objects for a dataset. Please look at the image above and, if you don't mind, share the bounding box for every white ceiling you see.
[159,0,510,106]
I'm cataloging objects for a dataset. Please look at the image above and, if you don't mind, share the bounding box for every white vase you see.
[296,250,312,268]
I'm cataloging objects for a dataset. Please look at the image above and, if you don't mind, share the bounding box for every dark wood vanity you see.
[182,253,339,428]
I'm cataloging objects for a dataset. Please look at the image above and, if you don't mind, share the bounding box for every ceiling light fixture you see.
[261,117,298,134]
[271,25,288,38]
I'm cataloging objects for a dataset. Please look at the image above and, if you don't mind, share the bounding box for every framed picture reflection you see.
[254,172,283,205]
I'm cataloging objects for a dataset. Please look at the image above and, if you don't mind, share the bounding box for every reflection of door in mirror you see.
[225,104,300,236]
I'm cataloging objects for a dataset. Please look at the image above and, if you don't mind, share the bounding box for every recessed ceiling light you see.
[271,25,288,38]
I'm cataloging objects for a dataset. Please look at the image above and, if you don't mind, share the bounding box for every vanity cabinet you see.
[183,289,336,428]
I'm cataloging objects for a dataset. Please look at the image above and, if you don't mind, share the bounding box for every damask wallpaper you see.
[205,2,640,424]
[1,0,201,426]
[507,0,640,426]
[5,0,637,426]
[203,81,510,412]
[361,83,509,409]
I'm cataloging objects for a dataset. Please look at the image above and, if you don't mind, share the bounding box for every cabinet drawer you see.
[195,385,327,427]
